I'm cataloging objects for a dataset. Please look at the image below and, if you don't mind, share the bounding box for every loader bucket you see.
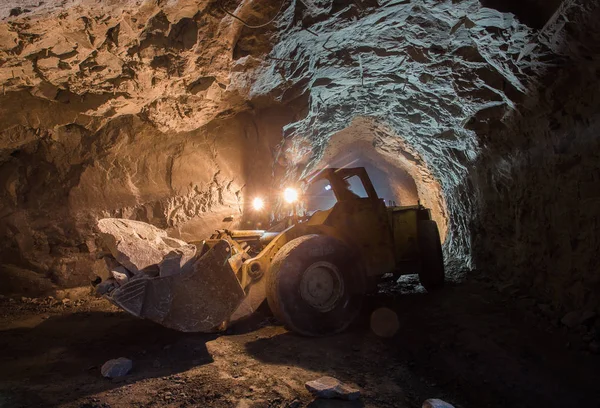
[108,240,246,332]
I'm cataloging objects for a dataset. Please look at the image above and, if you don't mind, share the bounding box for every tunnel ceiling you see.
[0,0,595,300]
[251,0,550,268]
[0,0,555,133]
[0,0,262,133]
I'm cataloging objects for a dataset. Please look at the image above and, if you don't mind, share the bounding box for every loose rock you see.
[423,399,456,408]
[101,357,133,378]
[561,311,582,328]
[111,266,131,286]
[305,376,360,401]
[95,279,118,296]
[98,218,196,275]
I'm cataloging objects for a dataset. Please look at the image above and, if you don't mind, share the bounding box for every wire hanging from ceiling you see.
[217,0,288,29]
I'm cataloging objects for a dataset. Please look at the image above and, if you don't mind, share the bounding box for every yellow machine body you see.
[107,167,441,332]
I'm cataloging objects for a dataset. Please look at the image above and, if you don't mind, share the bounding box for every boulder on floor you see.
[305,376,361,400]
[101,357,133,378]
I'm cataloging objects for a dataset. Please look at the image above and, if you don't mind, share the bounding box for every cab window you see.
[305,178,337,213]
[344,175,369,198]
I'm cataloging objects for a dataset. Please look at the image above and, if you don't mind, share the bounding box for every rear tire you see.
[418,220,445,291]
[266,235,366,336]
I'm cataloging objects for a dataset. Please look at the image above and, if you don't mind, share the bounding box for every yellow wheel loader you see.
[107,167,444,336]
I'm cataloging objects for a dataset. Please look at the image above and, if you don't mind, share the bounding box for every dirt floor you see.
[1,277,599,408]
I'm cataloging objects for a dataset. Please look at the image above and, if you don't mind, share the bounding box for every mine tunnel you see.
[0,0,599,407]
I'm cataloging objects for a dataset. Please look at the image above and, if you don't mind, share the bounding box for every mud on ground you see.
[1,278,599,408]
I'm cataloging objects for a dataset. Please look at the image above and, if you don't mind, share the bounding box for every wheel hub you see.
[299,261,344,312]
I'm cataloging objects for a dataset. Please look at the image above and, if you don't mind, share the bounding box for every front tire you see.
[418,220,445,291]
[266,235,366,336]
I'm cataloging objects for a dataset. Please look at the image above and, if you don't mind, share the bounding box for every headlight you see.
[283,188,299,204]
[252,197,265,211]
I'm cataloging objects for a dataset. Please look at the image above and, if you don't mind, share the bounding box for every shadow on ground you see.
[245,280,600,408]
[0,310,216,407]
[1,279,600,408]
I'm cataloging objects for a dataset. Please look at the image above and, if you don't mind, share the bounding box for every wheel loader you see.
[106,167,444,336]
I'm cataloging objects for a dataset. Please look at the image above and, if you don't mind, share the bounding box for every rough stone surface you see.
[97,218,196,274]
[100,357,133,379]
[305,376,361,401]
[251,0,541,270]
[0,264,57,296]
[471,1,600,312]
[0,0,289,288]
[0,0,259,133]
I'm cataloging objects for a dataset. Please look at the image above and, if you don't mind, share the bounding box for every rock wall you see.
[0,107,289,290]
[0,0,277,132]
[0,0,294,292]
[472,1,600,313]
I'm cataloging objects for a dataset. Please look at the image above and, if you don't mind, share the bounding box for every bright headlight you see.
[283,188,299,204]
[252,197,265,211]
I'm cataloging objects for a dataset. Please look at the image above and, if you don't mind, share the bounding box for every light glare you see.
[252,197,265,211]
[284,188,299,203]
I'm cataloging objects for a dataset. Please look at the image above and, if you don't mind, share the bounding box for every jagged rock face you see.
[255,0,600,313]
[0,0,598,319]
[253,0,538,269]
[0,0,263,132]
[472,2,600,312]
[0,106,289,288]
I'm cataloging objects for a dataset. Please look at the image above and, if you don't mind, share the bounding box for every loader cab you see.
[303,168,396,277]
[304,167,380,213]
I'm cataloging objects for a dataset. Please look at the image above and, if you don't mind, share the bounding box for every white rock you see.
[305,376,360,400]
[97,218,196,274]
[423,399,455,408]
[101,357,133,378]
[111,267,130,286]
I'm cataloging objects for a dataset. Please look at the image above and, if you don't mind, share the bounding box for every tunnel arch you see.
[304,117,449,244]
